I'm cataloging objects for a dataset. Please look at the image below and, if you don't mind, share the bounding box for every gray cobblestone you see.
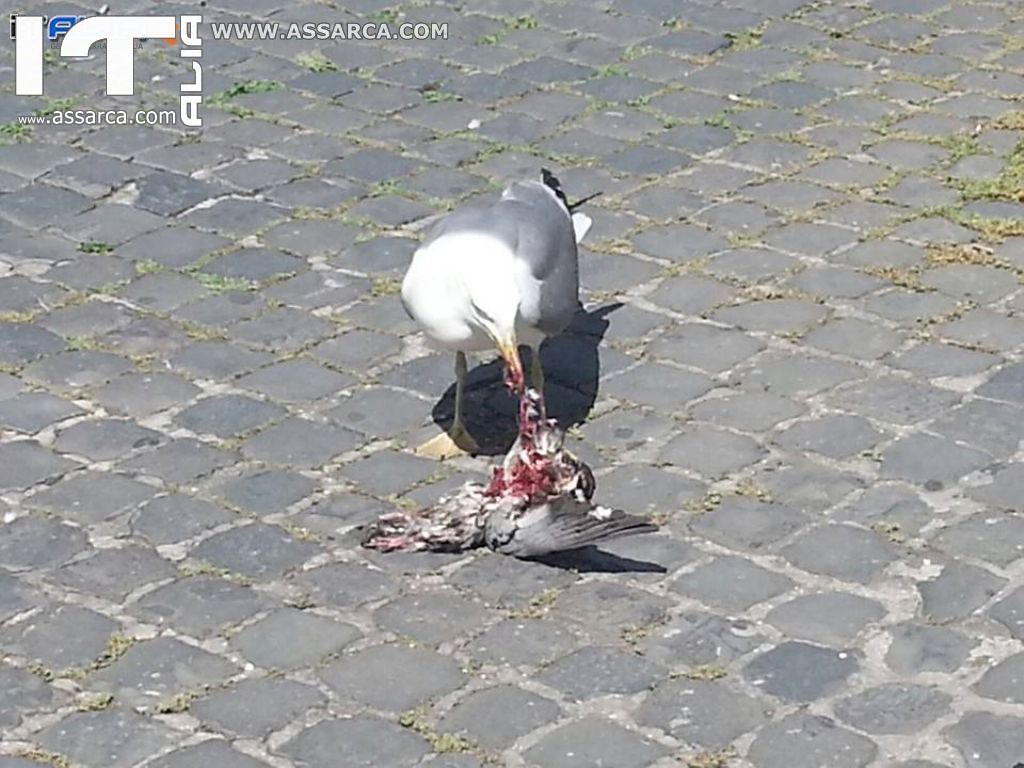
[3,3,1024,766]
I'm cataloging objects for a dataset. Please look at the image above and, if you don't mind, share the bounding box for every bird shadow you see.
[430,302,623,456]
[527,546,667,574]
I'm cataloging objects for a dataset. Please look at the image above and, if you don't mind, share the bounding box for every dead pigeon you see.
[361,390,656,557]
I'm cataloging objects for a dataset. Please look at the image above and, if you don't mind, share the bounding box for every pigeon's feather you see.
[485,495,656,558]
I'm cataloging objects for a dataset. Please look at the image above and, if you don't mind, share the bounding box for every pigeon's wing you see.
[486,496,657,558]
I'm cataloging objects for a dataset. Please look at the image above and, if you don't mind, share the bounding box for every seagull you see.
[361,390,657,557]
[400,169,595,459]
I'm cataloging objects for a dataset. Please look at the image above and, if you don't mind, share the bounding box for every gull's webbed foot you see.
[414,424,479,460]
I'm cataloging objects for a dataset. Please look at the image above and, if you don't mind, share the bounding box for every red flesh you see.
[485,386,556,501]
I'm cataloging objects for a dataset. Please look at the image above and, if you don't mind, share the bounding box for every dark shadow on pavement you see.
[527,544,667,574]
[429,303,623,456]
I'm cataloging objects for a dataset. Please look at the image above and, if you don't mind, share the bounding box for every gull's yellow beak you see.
[497,339,525,394]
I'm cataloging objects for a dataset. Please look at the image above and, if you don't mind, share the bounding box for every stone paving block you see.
[341,450,438,497]
[133,574,274,637]
[0,516,89,571]
[836,683,952,734]
[468,618,579,667]
[0,392,82,433]
[944,712,1024,768]
[374,591,491,646]
[827,377,961,426]
[782,524,897,584]
[713,299,829,334]
[930,514,1024,568]
[978,361,1024,405]
[119,227,232,270]
[748,713,877,768]
[551,580,672,633]
[744,642,859,703]
[631,223,729,263]
[176,394,286,438]
[835,485,934,537]
[232,308,335,353]
[58,204,165,245]
[646,275,737,315]
[146,740,272,768]
[638,610,763,668]
[0,324,65,367]
[524,717,668,768]
[918,560,1008,623]
[440,685,561,750]
[737,353,862,396]
[775,414,882,459]
[0,603,116,672]
[89,635,237,709]
[880,433,992,488]
[219,469,315,514]
[54,419,163,462]
[886,623,976,675]
[0,662,64,729]
[28,471,154,525]
[863,290,959,324]
[40,302,137,339]
[131,494,235,546]
[280,716,430,768]
[0,184,93,229]
[120,437,236,484]
[660,427,766,478]
[673,556,794,612]
[192,677,326,738]
[969,461,1024,509]
[767,592,885,646]
[50,546,176,601]
[601,361,712,411]
[636,678,769,750]
[36,709,175,768]
[291,560,397,609]
[936,308,1024,352]
[806,317,905,360]
[320,643,466,712]
[537,646,663,701]
[891,342,1000,379]
[449,554,578,608]
[990,587,1024,640]
[241,418,363,468]
[95,372,201,418]
[232,608,360,669]
[328,387,430,438]
[689,496,809,551]
[691,392,804,433]
[191,523,320,580]
[238,359,352,403]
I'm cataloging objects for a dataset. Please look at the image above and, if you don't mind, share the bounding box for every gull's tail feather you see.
[540,167,597,243]
[571,212,593,243]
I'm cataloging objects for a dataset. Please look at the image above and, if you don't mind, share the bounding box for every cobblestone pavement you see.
[2,0,1024,766]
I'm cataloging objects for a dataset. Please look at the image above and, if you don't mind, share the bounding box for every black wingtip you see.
[541,167,603,212]
[540,167,570,209]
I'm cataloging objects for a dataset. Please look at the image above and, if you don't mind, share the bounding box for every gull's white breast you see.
[401,231,542,352]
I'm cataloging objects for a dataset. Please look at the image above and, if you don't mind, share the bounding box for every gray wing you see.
[420,183,579,337]
[485,496,657,558]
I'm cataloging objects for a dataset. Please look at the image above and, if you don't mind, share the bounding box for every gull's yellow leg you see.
[529,346,547,420]
[529,347,545,395]
[415,351,479,460]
